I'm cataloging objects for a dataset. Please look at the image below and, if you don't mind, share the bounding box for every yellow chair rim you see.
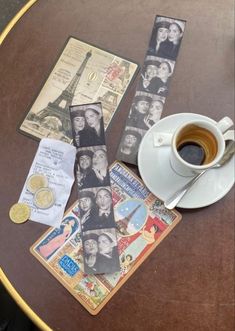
[0,0,38,45]
[0,2,51,329]
[0,267,52,330]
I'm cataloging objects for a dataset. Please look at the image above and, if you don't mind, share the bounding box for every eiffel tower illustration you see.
[116,204,142,235]
[37,50,92,138]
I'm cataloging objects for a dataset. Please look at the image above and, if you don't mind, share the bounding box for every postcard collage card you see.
[19,37,139,142]
[31,162,181,315]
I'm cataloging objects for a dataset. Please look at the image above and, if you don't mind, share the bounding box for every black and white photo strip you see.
[76,146,110,189]
[117,90,165,164]
[116,15,186,165]
[79,187,115,232]
[147,16,186,60]
[126,91,165,130]
[116,126,145,164]
[70,102,120,274]
[137,56,175,97]
[69,103,105,148]
[83,228,120,275]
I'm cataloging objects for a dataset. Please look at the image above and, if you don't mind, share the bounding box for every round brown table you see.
[0,1,234,330]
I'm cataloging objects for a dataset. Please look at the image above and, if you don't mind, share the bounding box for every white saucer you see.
[138,113,235,209]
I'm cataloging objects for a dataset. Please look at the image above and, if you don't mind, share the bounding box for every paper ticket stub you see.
[19,138,76,227]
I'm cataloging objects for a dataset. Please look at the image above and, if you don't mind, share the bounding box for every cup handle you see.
[153,132,173,147]
[216,116,234,133]
[223,130,235,141]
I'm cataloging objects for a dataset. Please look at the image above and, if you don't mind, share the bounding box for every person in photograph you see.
[118,129,142,162]
[97,231,120,274]
[143,99,164,129]
[127,95,152,129]
[154,61,173,96]
[148,21,170,57]
[139,60,159,94]
[38,218,77,259]
[71,109,88,147]
[83,232,99,273]
[84,105,105,145]
[79,190,97,232]
[166,22,184,60]
[95,188,114,228]
[91,149,110,187]
[76,150,96,189]
[80,188,114,231]
[148,21,183,61]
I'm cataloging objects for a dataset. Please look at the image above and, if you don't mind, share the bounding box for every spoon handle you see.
[164,170,206,209]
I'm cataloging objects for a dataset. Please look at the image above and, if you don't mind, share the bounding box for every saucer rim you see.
[138,113,234,209]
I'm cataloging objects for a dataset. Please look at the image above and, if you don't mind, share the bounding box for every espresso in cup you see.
[176,124,218,166]
[153,116,233,176]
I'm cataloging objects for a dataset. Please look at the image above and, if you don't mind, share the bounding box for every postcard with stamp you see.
[19,37,139,142]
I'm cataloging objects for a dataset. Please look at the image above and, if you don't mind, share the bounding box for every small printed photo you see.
[76,146,110,189]
[127,94,152,130]
[138,56,175,97]
[126,93,165,130]
[144,98,164,128]
[83,228,120,274]
[148,16,186,60]
[70,103,105,147]
[79,187,115,232]
[117,126,144,164]
[35,215,79,260]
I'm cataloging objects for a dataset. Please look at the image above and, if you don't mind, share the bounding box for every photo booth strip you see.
[70,102,120,275]
[116,15,186,165]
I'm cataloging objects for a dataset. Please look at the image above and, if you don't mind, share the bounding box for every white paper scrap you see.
[19,138,76,227]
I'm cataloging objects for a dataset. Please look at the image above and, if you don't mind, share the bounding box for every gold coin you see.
[9,203,31,224]
[26,173,48,194]
[34,188,55,209]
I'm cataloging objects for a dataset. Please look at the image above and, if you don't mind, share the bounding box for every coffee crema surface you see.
[176,124,218,165]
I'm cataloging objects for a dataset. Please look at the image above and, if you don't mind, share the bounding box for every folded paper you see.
[19,138,76,227]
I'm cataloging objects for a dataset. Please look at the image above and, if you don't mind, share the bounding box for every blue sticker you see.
[59,255,79,276]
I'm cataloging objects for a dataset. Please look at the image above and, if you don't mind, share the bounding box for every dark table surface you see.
[0,0,28,33]
[0,1,234,330]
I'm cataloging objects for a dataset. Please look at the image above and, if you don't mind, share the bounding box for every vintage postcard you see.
[19,37,139,142]
[30,161,181,315]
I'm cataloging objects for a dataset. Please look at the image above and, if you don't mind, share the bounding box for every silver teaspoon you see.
[164,140,235,210]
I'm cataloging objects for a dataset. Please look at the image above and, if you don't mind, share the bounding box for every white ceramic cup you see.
[153,116,234,177]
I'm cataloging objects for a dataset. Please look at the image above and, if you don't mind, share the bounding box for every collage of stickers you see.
[31,162,181,315]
